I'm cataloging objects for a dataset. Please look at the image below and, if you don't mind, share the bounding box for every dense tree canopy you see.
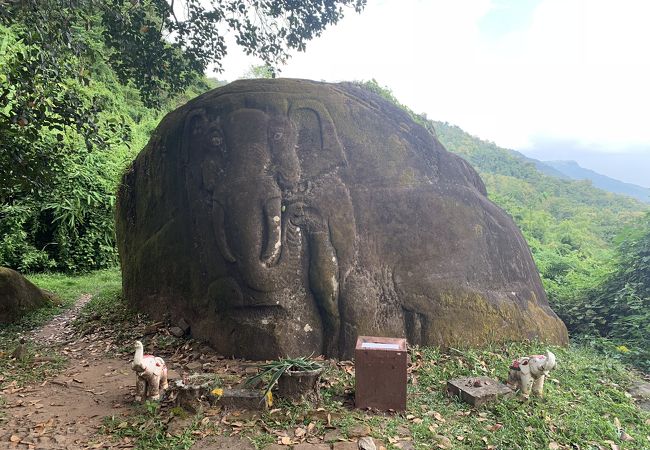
[1,0,365,144]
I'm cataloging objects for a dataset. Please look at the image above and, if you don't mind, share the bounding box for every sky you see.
[212,0,650,188]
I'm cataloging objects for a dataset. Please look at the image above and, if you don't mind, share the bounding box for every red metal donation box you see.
[354,336,408,411]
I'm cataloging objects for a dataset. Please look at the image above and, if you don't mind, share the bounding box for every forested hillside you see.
[0,22,212,273]
[544,160,650,203]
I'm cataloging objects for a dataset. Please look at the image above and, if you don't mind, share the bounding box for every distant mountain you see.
[544,160,650,204]
[508,151,571,180]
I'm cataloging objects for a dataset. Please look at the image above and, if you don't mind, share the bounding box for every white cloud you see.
[216,0,650,155]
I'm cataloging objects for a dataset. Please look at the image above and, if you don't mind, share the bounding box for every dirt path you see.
[1,295,135,449]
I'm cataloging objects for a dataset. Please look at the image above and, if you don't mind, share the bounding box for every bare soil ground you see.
[1,294,136,449]
[0,294,274,450]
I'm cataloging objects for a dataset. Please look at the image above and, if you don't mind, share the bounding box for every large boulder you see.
[0,267,52,323]
[116,79,568,359]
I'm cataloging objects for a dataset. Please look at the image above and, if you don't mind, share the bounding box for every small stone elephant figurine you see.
[131,340,168,401]
[507,350,556,398]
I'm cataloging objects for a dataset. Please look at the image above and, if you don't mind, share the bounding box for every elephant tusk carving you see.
[261,196,283,267]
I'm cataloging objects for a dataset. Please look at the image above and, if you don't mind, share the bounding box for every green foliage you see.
[1,0,364,273]
[1,0,366,111]
[561,214,650,371]
[0,21,142,272]
[242,64,276,79]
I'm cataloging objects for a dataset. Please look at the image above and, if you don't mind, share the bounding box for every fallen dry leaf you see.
[620,432,634,442]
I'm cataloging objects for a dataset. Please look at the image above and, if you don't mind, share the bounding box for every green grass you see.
[2,270,649,449]
[100,402,216,450]
[27,267,122,304]
[76,284,648,449]
[229,342,650,449]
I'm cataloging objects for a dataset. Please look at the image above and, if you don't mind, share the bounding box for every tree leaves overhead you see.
[2,0,366,107]
[0,0,364,272]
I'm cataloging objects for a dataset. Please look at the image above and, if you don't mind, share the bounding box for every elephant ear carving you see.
[289,100,346,177]
[181,108,208,166]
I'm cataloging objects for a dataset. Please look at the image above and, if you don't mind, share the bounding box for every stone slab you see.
[332,443,358,450]
[628,381,650,411]
[217,388,268,410]
[294,444,331,450]
[191,436,255,449]
[447,376,513,407]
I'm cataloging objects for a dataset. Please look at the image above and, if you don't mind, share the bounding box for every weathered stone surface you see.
[628,381,650,411]
[332,443,358,450]
[217,388,267,410]
[347,424,371,438]
[0,266,53,323]
[447,376,513,407]
[294,444,331,450]
[191,436,255,450]
[116,79,568,359]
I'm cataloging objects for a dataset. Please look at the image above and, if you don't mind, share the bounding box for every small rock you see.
[294,444,331,450]
[348,424,371,438]
[395,425,411,437]
[333,443,359,450]
[144,322,163,335]
[434,435,452,449]
[358,436,377,450]
[395,442,415,450]
[186,361,203,372]
[169,326,185,337]
[177,318,190,333]
[324,429,343,442]
[217,388,268,410]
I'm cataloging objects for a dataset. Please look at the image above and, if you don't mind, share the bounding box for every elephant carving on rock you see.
[177,96,357,358]
[116,79,568,360]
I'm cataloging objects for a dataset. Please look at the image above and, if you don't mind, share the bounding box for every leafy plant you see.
[245,356,324,398]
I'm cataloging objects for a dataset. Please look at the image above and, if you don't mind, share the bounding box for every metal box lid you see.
[355,336,407,352]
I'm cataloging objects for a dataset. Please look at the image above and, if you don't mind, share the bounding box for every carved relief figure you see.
[116,80,569,360]
[182,99,356,357]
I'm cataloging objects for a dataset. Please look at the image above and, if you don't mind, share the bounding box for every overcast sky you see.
[213,0,650,187]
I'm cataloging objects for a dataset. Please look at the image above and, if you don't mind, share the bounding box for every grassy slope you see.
[2,271,646,449]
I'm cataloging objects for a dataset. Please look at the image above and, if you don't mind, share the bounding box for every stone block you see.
[169,326,185,337]
[332,443,358,450]
[217,388,267,410]
[447,376,513,407]
[293,444,331,450]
